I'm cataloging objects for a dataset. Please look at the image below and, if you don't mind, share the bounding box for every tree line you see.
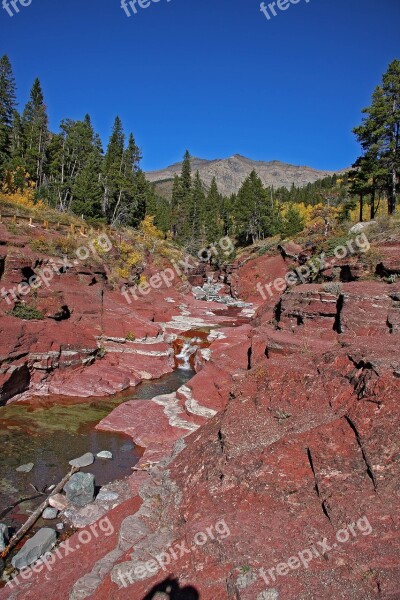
[0,54,398,249]
[0,55,152,226]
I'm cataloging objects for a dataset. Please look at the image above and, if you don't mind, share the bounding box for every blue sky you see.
[1,0,400,172]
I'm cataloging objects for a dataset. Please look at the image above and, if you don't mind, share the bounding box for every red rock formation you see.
[1,234,399,600]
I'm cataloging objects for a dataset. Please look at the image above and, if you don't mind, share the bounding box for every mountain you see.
[146,154,346,197]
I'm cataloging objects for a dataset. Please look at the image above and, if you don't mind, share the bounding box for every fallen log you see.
[1,466,79,559]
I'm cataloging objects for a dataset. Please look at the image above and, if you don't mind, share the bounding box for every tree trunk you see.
[370,182,376,220]
[388,167,397,214]
[359,193,364,222]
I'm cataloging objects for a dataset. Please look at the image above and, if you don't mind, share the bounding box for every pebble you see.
[16,463,34,473]
[49,493,68,511]
[69,452,95,468]
[42,508,58,520]
[96,451,113,459]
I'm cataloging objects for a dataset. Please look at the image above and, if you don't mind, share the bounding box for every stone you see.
[16,463,34,473]
[64,472,95,507]
[257,591,279,600]
[56,523,64,531]
[96,489,119,502]
[69,452,94,468]
[349,220,377,234]
[11,528,57,570]
[96,451,113,459]
[42,508,58,520]
[0,524,9,552]
[49,493,69,511]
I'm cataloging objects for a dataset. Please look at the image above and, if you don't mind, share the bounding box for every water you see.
[176,340,201,369]
[0,368,194,531]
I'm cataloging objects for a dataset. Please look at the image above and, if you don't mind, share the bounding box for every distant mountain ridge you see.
[146,154,346,197]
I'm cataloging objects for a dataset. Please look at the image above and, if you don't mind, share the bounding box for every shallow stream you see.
[0,368,194,531]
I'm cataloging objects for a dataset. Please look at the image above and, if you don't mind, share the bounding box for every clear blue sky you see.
[1,0,400,172]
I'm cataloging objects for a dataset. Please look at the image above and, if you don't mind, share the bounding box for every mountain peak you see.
[146,155,343,197]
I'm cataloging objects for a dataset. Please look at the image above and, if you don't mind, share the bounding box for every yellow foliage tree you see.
[1,170,45,212]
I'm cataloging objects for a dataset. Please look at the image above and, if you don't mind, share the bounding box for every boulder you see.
[69,452,94,468]
[64,472,95,507]
[0,524,9,552]
[349,220,377,234]
[11,528,57,570]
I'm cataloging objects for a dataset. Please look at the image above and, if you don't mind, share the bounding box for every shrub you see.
[125,332,136,341]
[10,304,45,320]
[30,236,54,254]
[53,237,77,257]
[322,282,343,296]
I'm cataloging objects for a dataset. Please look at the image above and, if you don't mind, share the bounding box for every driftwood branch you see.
[1,466,79,559]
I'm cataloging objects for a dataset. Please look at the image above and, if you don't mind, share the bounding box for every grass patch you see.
[10,304,45,320]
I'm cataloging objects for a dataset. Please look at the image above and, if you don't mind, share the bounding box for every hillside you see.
[146,154,345,197]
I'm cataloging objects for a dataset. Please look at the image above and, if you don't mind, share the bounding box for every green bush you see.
[10,304,45,320]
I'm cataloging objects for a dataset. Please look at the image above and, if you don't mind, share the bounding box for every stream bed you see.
[0,367,194,532]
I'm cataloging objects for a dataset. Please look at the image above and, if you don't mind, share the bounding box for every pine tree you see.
[22,78,49,187]
[354,59,400,214]
[102,122,148,226]
[282,204,304,238]
[171,174,183,238]
[70,116,103,218]
[203,176,223,242]
[186,170,205,249]
[102,116,125,221]
[235,170,277,244]
[46,116,103,215]
[181,149,192,194]
[0,55,17,175]
[170,150,193,240]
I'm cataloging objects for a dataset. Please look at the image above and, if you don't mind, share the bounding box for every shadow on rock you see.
[142,577,200,599]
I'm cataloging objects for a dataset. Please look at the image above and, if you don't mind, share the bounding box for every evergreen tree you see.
[235,170,277,244]
[70,117,103,218]
[0,55,17,175]
[102,116,125,219]
[181,149,192,194]
[145,184,171,234]
[203,176,223,242]
[354,59,400,214]
[171,150,193,240]
[102,121,148,226]
[45,116,103,215]
[282,204,304,238]
[22,78,49,187]
[186,170,205,249]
